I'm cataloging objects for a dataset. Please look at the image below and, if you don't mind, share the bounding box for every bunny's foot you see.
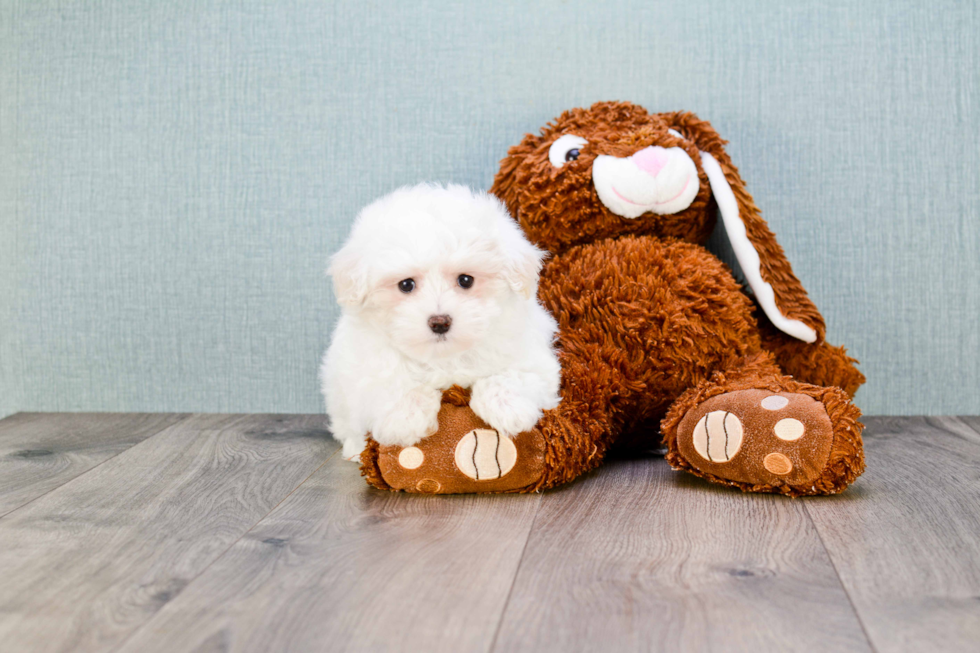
[360,387,547,494]
[663,376,865,497]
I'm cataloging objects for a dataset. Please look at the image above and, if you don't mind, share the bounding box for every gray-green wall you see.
[2,0,978,418]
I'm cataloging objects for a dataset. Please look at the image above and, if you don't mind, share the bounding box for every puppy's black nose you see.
[428,314,452,335]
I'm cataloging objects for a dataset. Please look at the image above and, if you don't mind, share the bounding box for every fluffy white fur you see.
[320,183,562,461]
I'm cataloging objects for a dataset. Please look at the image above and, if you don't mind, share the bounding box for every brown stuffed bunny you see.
[360,101,866,497]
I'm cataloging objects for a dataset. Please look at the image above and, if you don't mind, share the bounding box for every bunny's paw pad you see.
[373,397,545,494]
[675,389,835,487]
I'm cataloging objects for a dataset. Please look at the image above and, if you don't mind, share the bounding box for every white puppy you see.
[320,183,562,461]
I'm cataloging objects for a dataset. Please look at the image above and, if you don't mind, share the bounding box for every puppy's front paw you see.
[470,382,543,438]
[341,437,365,462]
[372,389,442,447]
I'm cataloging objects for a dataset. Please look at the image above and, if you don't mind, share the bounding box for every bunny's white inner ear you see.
[700,151,818,344]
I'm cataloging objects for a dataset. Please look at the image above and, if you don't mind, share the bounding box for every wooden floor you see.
[0,415,978,652]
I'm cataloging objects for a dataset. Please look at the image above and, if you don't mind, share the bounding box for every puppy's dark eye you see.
[564,148,580,162]
[398,278,415,293]
[457,274,474,289]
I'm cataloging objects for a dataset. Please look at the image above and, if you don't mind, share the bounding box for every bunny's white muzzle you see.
[592,146,700,218]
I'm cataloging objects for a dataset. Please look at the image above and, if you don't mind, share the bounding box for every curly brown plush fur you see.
[361,101,865,496]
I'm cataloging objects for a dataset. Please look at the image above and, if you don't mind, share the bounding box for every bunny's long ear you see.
[669,112,825,344]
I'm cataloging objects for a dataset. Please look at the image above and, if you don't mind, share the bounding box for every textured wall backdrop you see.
[1,0,978,418]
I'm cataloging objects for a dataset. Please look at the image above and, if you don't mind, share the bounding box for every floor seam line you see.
[108,443,342,653]
[804,502,879,653]
[486,492,544,653]
[950,415,980,442]
[0,414,195,521]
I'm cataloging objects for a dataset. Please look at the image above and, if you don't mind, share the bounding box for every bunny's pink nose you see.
[631,146,670,178]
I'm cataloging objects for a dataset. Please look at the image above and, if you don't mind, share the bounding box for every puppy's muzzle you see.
[428,314,452,335]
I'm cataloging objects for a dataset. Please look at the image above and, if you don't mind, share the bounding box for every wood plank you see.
[492,458,872,653]
[0,413,337,653]
[116,457,542,653]
[952,415,980,443]
[805,416,980,653]
[0,412,188,517]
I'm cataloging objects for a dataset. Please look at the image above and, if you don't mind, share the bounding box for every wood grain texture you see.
[2,414,979,653]
[117,456,542,653]
[0,412,188,517]
[805,416,980,653]
[953,415,980,444]
[0,413,336,653]
[491,458,872,653]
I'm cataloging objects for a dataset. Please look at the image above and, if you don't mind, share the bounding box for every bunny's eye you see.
[457,274,474,289]
[549,134,589,168]
[398,279,415,293]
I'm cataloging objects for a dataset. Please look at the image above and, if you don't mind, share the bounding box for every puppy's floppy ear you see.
[666,112,825,344]
[487,194,545,299]
[327,246,370,308]
[504,237,545,300]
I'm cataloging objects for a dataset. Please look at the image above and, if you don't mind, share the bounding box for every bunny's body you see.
[359,103,866,497]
